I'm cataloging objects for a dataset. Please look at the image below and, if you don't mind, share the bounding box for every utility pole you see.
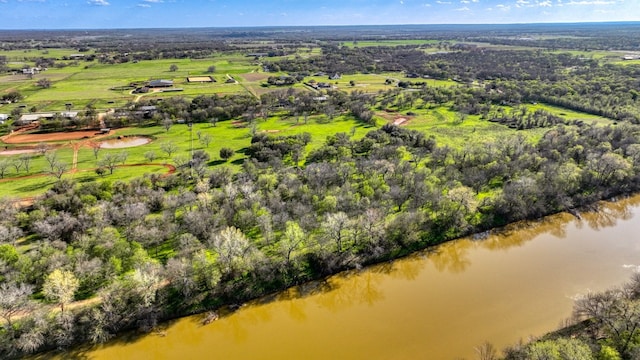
[188,121,194,178]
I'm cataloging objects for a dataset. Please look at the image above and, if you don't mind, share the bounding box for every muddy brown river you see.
[82,195,640,359]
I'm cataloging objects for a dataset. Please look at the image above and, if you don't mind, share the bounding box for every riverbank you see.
[66,194,640,360]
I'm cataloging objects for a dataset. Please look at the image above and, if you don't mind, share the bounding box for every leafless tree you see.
[44,151,59,172]
[144,151,157,163]
[98,153,121,174]
[51,161,68,180]
[0,283,34,331]
[160,142,178,158]
[0,159,11,178]
[474,342,498,360]
[11,158,23,174]
[19,154,33,173]
[35,142,49,155]
[36,77,51,88]
[199,133,213,148]
[162,118,172,132]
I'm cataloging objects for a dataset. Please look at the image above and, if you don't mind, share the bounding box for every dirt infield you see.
[2,130,101,144]
[187,76,214,82]
[241,73,270,82]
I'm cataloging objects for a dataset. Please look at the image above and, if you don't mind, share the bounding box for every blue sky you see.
[0,0,637,29]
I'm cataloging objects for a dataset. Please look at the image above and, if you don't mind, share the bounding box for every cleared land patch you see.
[2,130,102,144]
[187,76,215,83]
[240,73,270,82]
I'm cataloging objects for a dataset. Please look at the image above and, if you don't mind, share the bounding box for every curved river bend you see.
[81,196,640,359]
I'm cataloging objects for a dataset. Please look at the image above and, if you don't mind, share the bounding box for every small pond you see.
[99,136,151,149]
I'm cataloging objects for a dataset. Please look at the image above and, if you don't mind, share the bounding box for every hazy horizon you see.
[0,0,638,30]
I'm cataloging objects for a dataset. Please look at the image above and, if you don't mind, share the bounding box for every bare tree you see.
[169,64,178,72]
[160,142,179,158]
[0,283,34,331]
[144,151,157,163]
[11,159,23,174]
[199,133,213,148]
[35,142,49,155]
[51,161,68,180]
[0,159,11,178]
[98,153,121,174]
[474,342,498,360]
[44,151,59,172]
[206,65,216,73]
[117,151,128,165]
[209,226,255,277]
[19,154,33,173]
[322,212,350,252]
[92,145,101,159]
[162,118,172,132]
[36,78,51,88]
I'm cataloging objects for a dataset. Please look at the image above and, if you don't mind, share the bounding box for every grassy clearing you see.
[0,113,376,198]
[0,51,260,112]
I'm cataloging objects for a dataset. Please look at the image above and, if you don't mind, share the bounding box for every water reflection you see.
[430,239,474,274]
[579,197,639,230]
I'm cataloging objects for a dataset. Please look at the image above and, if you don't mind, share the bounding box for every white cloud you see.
[423,2,432,6]
[566,0,616,4]
[496,3,511,10]
[137,3,150,7]
[538,0,553,6]
[144,0,164,3]
[455,6,470,10]
[87,0,109,5]
[461,0,470,3]
[436,1,452,4]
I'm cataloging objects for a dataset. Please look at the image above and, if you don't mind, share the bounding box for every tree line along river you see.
[65,195,640,359]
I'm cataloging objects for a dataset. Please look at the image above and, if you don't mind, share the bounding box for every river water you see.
[83,196,640,359]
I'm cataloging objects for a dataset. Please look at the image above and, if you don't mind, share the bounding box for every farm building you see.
[22,67,42,75]
[18,113,52,125]
[61,111,79,118]
[17,111,78,125]
[148,79,174,88]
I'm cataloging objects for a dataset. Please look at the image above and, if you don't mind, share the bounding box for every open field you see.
[0,52,262,113]
[0,113,376,198]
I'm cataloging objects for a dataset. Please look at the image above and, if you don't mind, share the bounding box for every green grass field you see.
[0,113,376,198]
